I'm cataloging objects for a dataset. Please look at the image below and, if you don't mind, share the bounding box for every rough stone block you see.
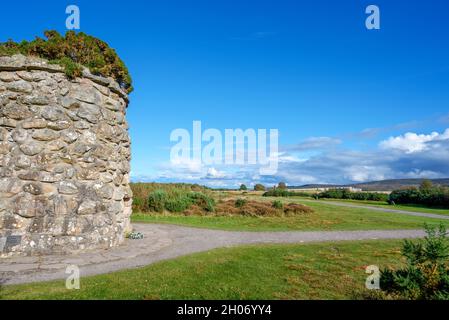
[0,55,132,257]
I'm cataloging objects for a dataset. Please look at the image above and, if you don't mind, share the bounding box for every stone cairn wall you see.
[0,55,132,257]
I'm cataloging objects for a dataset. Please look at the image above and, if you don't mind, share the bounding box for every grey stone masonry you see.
[0,55,132,257]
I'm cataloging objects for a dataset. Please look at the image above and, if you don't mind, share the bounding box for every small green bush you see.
[188,192,216,212]
[254,184,266,191]
[164,196,192,213]
[147,190,167,213]
[50,56,82,79]
[235,198,247,208]
[272,200,283,209]
[143,185,216,214]
[132,197,145,212]
[380,224,449,300]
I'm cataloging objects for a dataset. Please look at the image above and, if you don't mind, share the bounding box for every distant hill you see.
[290,184,343,189]
[290,178,449,192]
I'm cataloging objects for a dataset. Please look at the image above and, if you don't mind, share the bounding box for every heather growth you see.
[0,30,132,93]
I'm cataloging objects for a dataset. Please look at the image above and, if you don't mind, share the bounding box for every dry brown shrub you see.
[215,200,313,217]
[183,205,205,216]
[283,203,314,215]
[214,201,240,216]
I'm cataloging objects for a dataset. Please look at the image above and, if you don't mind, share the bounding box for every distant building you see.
[291,186,363,193]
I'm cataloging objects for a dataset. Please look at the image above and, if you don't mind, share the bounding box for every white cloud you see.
[132,128,449,188]
[343,165,387,183]
[277,152,307,163]
[168,158,202,173]
[402,169,442,179]
[206,168,226,179]
[380,129,449,153]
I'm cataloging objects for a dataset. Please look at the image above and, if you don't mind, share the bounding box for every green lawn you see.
[316,199,449,215]
[132,200,449,232]
[301,198,449,216]
[0,240,406,300]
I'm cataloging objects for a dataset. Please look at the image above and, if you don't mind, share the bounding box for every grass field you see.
[3,186,446,300]
[225,190,449,215]
[132,200,449,232]
[300,197,449,216]
[0,239,405,300]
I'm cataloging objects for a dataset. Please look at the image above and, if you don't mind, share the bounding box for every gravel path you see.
[0,223,426,285]
[301,199,449,220]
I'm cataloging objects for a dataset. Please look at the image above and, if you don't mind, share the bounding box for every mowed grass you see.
[1,240,406,300]
[300,197,449,216]
[239,190,449,216]
[132,200,449,232]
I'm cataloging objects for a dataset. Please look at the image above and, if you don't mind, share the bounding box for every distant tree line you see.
[315,180,449,209]
[247,179,449,209]
[262,189,311,198]
[389,180,449,209]
[316,189,389,202]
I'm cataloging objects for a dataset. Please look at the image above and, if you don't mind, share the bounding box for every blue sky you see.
[1,0,449,187]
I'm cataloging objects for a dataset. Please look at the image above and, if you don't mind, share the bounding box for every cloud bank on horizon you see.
[131,127,449,188]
